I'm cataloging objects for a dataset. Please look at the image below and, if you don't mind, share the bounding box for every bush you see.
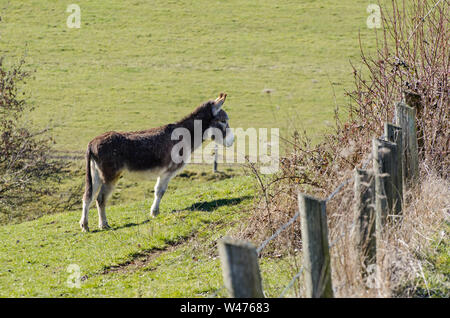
[0,58,65,224]
[348,0,449,177]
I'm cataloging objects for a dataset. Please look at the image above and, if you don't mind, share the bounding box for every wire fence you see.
[209,148,368,298]
[216,94,422,297]
[274,173,359,297]
[210,161,362,298]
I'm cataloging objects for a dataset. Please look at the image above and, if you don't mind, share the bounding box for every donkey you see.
[80,93,234,232]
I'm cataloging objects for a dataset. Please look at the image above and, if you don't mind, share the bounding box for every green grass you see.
[0,167,300,297]
[0,159,302,297]
[0,173,255,297]
[411,222,450,298]
[0,164,301,297]
[0,0,377,152]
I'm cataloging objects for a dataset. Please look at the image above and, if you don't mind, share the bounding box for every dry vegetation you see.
[325,169,449,297]
[0,58,78,224]
[240,0,449,297]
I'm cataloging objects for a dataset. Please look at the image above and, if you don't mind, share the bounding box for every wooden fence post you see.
[384,122,403,215]
[395,102,419,184]
[404,91,424,158]
[298,193,334,298]
[213,144,218,173]
[372,138,401,235]
[218,237,264,298]
[353,169,376,268]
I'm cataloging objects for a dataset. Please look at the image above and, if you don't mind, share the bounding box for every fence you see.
[216,101,420,298]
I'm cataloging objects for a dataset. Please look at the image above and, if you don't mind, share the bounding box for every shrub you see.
[0,58,65,224]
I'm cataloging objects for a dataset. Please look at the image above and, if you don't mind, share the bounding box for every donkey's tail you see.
[83,143,94,201]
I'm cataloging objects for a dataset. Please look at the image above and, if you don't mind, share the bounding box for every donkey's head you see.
[206,93,234,147]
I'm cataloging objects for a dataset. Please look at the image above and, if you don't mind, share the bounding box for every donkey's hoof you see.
[150,210,159,218]
[99,223,111,230]
[80,223,90,232]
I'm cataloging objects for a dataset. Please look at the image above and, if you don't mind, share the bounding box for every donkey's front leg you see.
[150,172,174,217]
[96,183,114,229]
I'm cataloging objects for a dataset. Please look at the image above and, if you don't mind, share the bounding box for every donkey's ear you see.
[212,92,227,116]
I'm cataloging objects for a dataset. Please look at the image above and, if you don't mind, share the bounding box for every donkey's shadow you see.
[172,195,252,213]
[91,219,150,232]
[103,195,252,232]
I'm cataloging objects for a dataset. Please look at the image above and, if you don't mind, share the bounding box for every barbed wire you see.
[329,219,359,250]
[326,151,374,202]
[406,0,445,42]
[326,177,352,202]
[257,152,374,255]
[256,211,300,256]
[213,128,387,298]
[258,149,379,296]
[279,265,304,298]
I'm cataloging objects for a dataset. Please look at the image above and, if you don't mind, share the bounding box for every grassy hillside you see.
[0,171,301,297]
[0,173,252,297]
[0,0,376,152]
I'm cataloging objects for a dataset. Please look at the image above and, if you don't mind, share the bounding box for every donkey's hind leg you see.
[96,183,115,230]
[80,161,102,232]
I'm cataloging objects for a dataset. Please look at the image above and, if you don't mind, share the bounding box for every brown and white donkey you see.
[80,93,234,232]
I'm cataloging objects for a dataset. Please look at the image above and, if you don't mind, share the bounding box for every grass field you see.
[0,171,250,297]
[1,0,376,152]
[0,170,300,297]
[0,0,381,297]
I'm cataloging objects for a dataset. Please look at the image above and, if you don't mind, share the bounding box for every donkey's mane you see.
[174,100,214,125]
[118,101,214,136]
